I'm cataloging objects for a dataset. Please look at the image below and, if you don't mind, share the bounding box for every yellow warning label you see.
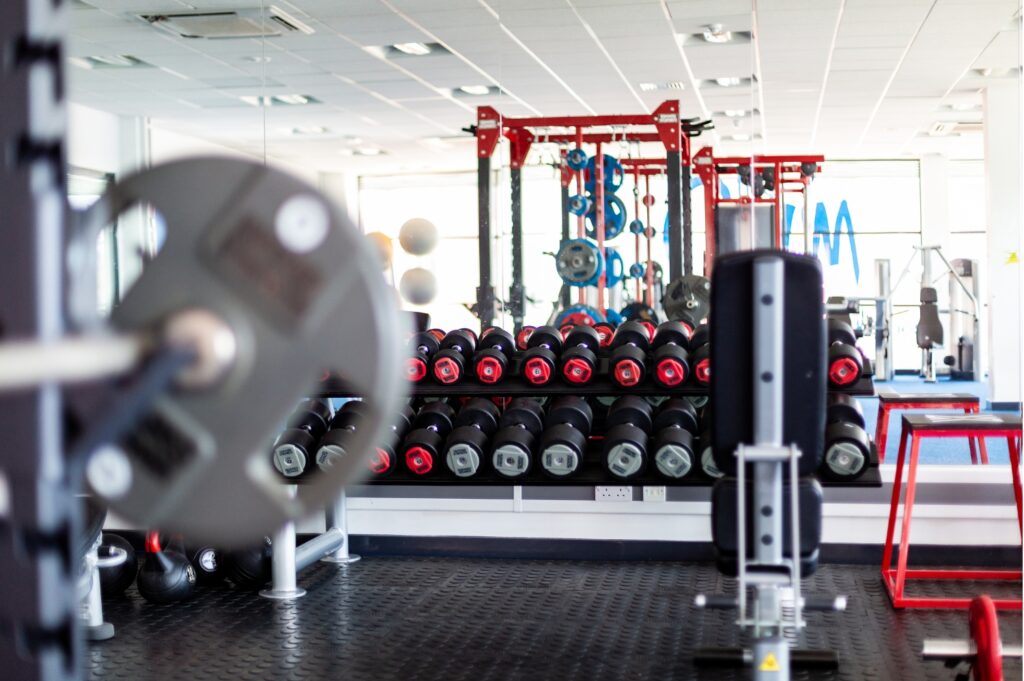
[758,653,781,672]
[1006,251,1019,265]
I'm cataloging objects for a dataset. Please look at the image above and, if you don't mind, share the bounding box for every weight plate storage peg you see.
[565,147,588,171]
[567,193,592,217]
[445,398,501,478]
[491,398,545,479]
[603,396,654,480]
[583,154,625,193]
[585,193,627,240]
[556,238,604,287]
[473,327,516,384]
[521,325,564,386]
[75,157,408,547]
[609,320,651,388]
[539,396,593,479]
[561,325,602,385]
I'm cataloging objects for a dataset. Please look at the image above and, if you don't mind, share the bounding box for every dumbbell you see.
[521,325,563,386]
[473,327,516,384]
[431,328,477,384]
[271,401,332,478]
[98,533,138,598]
[402,401,456,476]
[603,396,654,479]
[539,396,593,478]
[651,398,699,479]
[822,394,870,480]
[609,320,651,388]
[445,398,501,478]
[560,324,602,385]
[406,330,443,382]
[491,398,544,479]
[366,405,416,477]
[315,403,414,476]
[137,531,196,604]
[593,322,616,348]
[695,406,723,478]
[515,325,536,351]
[827,319,864,387]
[651,321,691,388]
[689,324,711,385]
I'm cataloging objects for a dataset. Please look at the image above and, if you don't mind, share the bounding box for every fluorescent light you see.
[393,42,431,56]
[949,102,979,112]
[731,133,751,141]
[241,94,319,107]
[459,85,492,96]
[715,77,742,87]
[356,147,382,156]
[276,94,310,105]
[287,126,328,135]
[702,24,732,44]
[723,109,748,118]
[639,82,658,92]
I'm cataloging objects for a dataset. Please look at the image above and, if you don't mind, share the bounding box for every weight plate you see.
[555,305,605,328]
[663,275,711,324]
[620,302,659,324]
[583,154,625,193]
[555,239,603,287]
[77,157,408,547]
[585,193,627,240]
[565,147,588,171]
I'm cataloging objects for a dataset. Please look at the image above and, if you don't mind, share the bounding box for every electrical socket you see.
[642,486,667,502]
[595,485,632,502]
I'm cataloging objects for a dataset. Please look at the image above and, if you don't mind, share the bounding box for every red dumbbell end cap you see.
[368,449,391,474]
[433,357,461,384]
[655,359,686,387]
[563,358,593,384]
[694,358,711,384]
[613,359,643,387]
[405,447,433,475]
[523,357,553,385]
[475,357,504,384]
[407,358,427,382]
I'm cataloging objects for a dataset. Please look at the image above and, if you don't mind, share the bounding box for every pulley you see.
[585,193,627,240]
[555,238,604,287]
[662,274,711,325]
[73,157,408,547]
[583,154,625,193]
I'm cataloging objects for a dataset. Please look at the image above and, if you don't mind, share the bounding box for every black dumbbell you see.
[521,325,563,386]
[593,322,616,349]
[689,324,710,385]
[539,396,593,478]
[137,531,196,604]
[402,401,456,476]
[271,402,332,478]
[98,533,137,598]
[603,396,654,479]
[445,398,501,478]
[515,325,536,351]
[651,321,691,388]
[407,330,443,383]
[491,398,544,478]
[473,327,516,384]
[827,319,864,387]
[698,430,723,479]
[224,537,272,590]
[431,328,477,385]
[651,398,699,479]
[366,405,416,477]
[314,401,364,470]
[609,320,651,388]
[822,394,870,480]
[561,324,602,385]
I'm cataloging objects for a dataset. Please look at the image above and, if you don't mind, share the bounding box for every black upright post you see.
[508,167,525,334]
[559,183,571,308]
[682,161,693,276]
[666,150,683,281]
[0,2,81,680]
[476,156,495,329]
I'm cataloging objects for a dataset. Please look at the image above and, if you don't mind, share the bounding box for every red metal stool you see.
[881,413,1023,609]
[875,392,988,464]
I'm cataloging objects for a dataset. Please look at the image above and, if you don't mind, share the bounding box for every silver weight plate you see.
[555,240,601,285]
[79,157,407,546]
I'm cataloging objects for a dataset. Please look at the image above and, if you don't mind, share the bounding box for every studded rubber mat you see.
[89,558,1022,681]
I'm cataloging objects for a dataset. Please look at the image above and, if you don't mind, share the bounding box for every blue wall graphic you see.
[784,200,860,282]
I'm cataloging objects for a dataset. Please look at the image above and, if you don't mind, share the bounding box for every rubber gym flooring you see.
[88,556,1022,681]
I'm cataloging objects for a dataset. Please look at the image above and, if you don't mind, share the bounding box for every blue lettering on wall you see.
[783,200,860,282]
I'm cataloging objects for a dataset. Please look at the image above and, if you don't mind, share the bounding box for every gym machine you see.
[695,250,846,679]
[825,259,896,382]
[469,101,712,332]
[691,147,824,277]
[0,2,406,677]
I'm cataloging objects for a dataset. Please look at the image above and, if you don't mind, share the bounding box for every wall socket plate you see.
[642,486,667,502]
[595,485,632,502]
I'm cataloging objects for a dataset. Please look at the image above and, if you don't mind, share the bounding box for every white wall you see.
[67,103,121,174]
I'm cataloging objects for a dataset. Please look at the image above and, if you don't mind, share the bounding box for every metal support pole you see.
[0,2,82,679]
[260,486,306,600]
[476,155,495,329]
[802,181,813,256]
[666,150,684,280]
[321,489,360,564]
[875,260,894,381]
[559,183,571,309]
[79,539,117,642]
[682,161,693,276]
[509,167,525,333]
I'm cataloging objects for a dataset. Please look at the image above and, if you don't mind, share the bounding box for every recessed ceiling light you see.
[722,109,748,118]
[242,55,272,63]
[948,102,980,111]
[731,133,751,141]
[638,81,685,92]
[287,126,328,135]
[702,24,732,44]
[69,54,153,69]
[392,42,431,56]
[357,147,382,156]
[458,85,492,96]
[276,94,310,105]
[715,77,742,87]
[240,94,319,107]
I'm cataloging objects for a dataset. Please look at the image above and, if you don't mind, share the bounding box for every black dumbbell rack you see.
[314,354,880,488]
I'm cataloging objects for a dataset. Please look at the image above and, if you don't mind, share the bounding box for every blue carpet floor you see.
[860,376,1020,465]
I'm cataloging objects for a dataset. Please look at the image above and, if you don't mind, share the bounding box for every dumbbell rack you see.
[317,358,880,488]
